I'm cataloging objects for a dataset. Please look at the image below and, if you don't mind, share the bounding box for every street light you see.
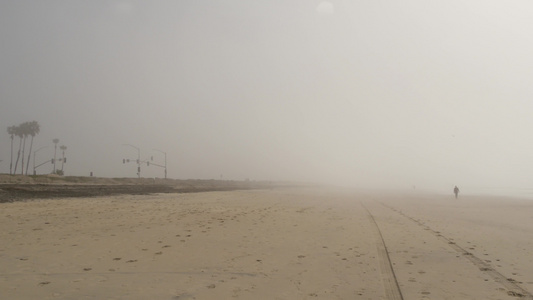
[60,145,67,172]
[123,144,141,178]
[152,149,167,179]
[33,146,48,175]
[52,139,59,173]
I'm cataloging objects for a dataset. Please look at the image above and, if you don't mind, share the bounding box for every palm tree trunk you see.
[26,136,34,175]
[21,135,27,175]
[9,136,13,175]
[13,137,22,174]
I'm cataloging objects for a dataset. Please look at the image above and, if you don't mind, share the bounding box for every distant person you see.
[454,186,460,199]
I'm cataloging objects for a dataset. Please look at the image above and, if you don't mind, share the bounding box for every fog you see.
[2,1,533,194]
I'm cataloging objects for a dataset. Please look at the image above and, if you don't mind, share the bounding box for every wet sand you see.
[1,188,533,299]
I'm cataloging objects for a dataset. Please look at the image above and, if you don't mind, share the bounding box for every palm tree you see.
[60,145,67,173]
[52,138,59,173]
[25,121,40,175]
[19,122,32,175]
[7,126,16,175]
[13,125,24,174]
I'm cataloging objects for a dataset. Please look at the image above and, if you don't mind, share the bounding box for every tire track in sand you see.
[380,202,533,300]
[362,203,404,300]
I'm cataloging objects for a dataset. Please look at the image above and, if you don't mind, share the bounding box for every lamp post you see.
[152,149,167,179]
[60,145,67,172]
[52,138,59,173]
[33,146,48,175]
[123,144,141,178]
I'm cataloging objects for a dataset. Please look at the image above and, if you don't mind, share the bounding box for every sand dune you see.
[1,188,533,299]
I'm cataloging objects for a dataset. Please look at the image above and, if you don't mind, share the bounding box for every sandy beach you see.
[2,187,533,299]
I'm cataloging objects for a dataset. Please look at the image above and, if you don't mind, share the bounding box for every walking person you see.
[454,186,460,199]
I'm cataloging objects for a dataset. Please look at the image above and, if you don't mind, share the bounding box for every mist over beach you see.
[2,2,533,299]
[2,1,533,193]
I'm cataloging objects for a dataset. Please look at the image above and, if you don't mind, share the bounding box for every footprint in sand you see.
[173,293,195,300]
[508,291,526,297]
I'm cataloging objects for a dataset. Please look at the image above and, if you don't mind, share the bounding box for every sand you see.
[1,188,533,299]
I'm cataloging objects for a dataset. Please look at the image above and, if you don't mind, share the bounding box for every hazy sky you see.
[2,1,533,193]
